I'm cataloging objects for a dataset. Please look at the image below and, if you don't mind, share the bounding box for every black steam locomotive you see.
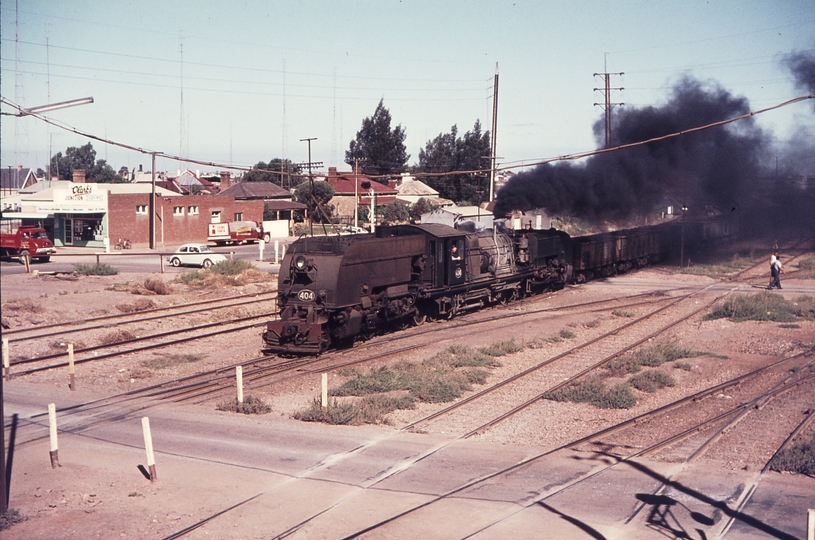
[262,218,729,355]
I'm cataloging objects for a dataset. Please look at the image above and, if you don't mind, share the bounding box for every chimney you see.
[17,165,22,171]
[219,171,231,191]
[139,164,143,172]
[72,169,86,183]
[328,167,337,178]
[388,179,397,189]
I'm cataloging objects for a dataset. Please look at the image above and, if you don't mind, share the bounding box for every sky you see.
[2,0,814,178]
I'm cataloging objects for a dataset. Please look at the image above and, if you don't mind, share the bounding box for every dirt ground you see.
[2,259,814,538]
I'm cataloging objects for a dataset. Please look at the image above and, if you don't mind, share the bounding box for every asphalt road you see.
[0,240,293,276]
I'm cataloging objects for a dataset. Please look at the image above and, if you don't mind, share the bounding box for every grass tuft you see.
[116,298,156,313]
[141,353,203,370]
[0,508,27,530]
[217,395,272,415]
[143,277,172,295]
[294,395,415,425]
[98,329,136,345]
[2,298,44,313]
[704,292,815,323]
[542,376,636,409]
[605,341,704,377]
[612,310,635,318]
[478,339,524,357]
[629,370,675,393]
[74,263,118,275]
[677,256,752,278]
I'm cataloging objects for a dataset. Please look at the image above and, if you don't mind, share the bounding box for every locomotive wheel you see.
[412,312,427,326]
[319,329,331,352]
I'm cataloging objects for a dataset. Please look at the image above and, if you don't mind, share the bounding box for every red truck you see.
[0,225,57,262]
[207,221,261,245]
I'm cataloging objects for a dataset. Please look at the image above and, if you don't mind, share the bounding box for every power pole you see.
[593,55,624,148]
[489,63,499,202]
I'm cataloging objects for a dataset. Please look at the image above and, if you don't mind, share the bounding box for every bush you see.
[704,292,801,323]
[542,376,637,409]
[143,277,172,295]
[769,435,815,476]
[116,298,156,313]
[217,395,272,415]
[559,329,575,339]
[0,508,27,530]
[612,310,634,318]
[99,329,136,345]
[629,370,675,392]
[141,353,203,370]
[478,339,524,357]
[428,345,502,367]
[294,395,415,425]
[674,361,693,371]
[208,259,256,276]
[605,341,703,376]
[592,383,637,409]
[74,263,118,275]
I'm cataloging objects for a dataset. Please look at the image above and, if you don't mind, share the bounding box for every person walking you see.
[768,251,783,289]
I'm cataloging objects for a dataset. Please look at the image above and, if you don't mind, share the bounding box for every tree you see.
[48,142,123,183]
[381,201,410,225]
[244,158,303,187]
[417,120,491,203]
[345,99,409,179]
[410,197,434,222]
[294,180,335,223]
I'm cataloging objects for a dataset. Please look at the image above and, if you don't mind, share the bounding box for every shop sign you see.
[37,185,108,213]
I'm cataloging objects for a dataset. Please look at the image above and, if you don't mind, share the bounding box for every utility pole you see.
[150,153,156,250]
[489,62,499,202]
[593,54,624,148]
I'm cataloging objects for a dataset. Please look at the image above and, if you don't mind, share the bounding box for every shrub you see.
[612,310,634,318]
[209,259,255,276]
[769,435,815,476]
[704,292,799,323]
[605,341,703,377]
[629,370,675,393]
[478,339,524,357]
[294,395,415,425]
[143,277,172,295]
[559,329,575,339]
[2,298,44,313]
[592,383,637,409]
[116,298,156,313]
[674,361,693,371]
[217,395,272,415]
[542,376,637,409]
[0,508,27,530]
[74,263,118,275]
[99,329,136,345]
[428,345,501,367]
[141,353,203,370]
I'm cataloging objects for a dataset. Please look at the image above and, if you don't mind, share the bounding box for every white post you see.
[370,189,376,233]
[807,508,814,540]
[2,337,9,381]
[281,245,286,261]
[142,417,157,482]
[259,239,265,262]
[535,215,542,229]
[68,343,75,390]
[236,366,244,404]
[274,240,280,264]
[48,403,60,468]
[104,236,110,254]
[321,373,328,412]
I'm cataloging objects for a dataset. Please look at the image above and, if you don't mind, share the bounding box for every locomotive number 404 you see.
[297,289,316,301]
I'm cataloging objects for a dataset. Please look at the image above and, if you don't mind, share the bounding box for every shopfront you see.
[39,185,109,248]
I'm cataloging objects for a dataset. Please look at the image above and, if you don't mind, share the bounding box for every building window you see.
[211,210,221,223]
[136,205,148,215]
[234,212,243,221]
[173,206,184,216]
[188,205,199,215]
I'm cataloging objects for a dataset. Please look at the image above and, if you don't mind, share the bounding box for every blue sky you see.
[2,0,814,178]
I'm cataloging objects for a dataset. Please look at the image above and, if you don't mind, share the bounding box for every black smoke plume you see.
[494,76,772,221]
[784,49,815,111]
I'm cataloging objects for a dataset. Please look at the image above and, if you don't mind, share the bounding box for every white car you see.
[167,244,228,268]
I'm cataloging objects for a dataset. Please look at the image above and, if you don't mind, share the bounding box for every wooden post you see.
[67,343,75,390]
[160,254,164,274]
[2,338,9,381]
[96,253,100,265]
[48,403,60,468]
[142,417,157,482]
[321,373,328,412]
[236,366,244,404]
[274,240,280,264]
[23,254,30,273]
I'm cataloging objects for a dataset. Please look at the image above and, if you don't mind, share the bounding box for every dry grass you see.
[2,298,45,313]
[141,353,204,370]
[98,329,137,345]
[217,395,272,415]
[143,277,172,295]
[115,298,156,313]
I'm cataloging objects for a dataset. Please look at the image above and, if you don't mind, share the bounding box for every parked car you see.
[167,244,228,268]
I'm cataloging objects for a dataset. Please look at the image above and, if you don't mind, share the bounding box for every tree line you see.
[43,98,492,206]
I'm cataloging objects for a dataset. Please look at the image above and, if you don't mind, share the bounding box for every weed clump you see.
[605,341,704,376]
[542,376,636,409]
[478,339,524,357]
[629,370,675,393]
[704,292,815,323]
[141,353,203,370]
[0,508,27,530]
[177,260,273,287]
[116,298,156,313]
[99,329,136,345]
[677,256,752,278]
[2,298,44,313]
[612,310,634,318]
[209,259,256,275]
[74,263,118,275]
[143,277,172,295]
[294,395,415,425]
[769,435,815,476]
[217,395,272,415]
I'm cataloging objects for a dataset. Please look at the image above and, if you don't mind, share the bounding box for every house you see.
[322,167,398,224]
[1,166,39,211]
[393,173,453,207]
[217,174,305,237]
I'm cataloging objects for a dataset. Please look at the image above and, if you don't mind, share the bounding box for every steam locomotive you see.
[262,218,730,355]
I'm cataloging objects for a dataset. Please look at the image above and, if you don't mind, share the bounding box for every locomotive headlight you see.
[294,255,308,271]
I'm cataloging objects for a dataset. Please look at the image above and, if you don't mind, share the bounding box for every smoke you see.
[494,76,772,221]
[783,49,815,111]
